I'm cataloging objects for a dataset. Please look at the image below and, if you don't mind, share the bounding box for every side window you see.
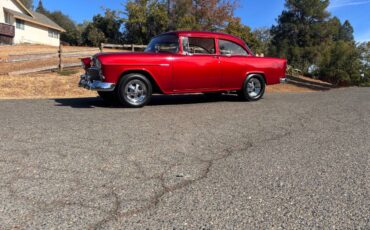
[5,12,11,24]
[219,39,248,56]
[16,19,25,30]
[48,29,59,39]
[183,37,216,55]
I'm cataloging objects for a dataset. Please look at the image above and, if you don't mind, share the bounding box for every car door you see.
[172,36,221,91]
[218,39,250,89]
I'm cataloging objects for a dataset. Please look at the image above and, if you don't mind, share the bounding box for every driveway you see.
[0,88,369,229]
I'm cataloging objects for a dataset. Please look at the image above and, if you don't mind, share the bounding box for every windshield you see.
[145,35,179,54]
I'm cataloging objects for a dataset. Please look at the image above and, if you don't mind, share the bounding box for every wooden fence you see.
[100,43,147,52]
[2,43,146,75]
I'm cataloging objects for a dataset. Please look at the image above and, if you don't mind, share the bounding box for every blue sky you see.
[34,0,370,42]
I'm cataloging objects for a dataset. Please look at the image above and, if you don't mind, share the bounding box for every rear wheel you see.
[117,73,152,108]
[238,74,265,101]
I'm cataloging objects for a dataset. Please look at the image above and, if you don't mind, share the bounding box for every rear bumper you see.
[79,75,115,92]
[280,77,288,84]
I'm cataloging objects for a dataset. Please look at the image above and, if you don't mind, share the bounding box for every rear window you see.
[219,39,248,56]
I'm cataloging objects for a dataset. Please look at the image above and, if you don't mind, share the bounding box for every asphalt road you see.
[0,88,369,229]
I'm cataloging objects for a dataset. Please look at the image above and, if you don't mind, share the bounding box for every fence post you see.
[131,44,134,52]
[58,44,63,71]
[100,43,104,53]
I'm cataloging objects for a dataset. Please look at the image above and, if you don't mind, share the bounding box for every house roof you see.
[13,0,34,18]
[4,8,65,32]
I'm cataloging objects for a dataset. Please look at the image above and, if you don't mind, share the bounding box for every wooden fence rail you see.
[100,43,147,52]
[3,43,145,75]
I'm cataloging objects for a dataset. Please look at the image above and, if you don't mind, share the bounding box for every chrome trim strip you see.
[79,75,115,91]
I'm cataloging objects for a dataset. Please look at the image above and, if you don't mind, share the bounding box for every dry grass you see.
[0,69,96,99]
[0,70,316,100]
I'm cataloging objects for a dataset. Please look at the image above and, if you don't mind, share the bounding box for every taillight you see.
[81,57,91,70]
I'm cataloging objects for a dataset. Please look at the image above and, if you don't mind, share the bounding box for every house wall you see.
[14,21,60,46]
[1,0,61,46]
[0,0,26,23]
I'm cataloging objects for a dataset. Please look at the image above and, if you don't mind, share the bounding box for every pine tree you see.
[338,20,354,42]
[36,0,48,15]
[270,0,331,71]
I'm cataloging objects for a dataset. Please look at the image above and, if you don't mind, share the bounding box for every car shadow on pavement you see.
[53,94,242,108]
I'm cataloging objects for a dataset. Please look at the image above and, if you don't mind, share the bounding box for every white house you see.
[0,0,65,46]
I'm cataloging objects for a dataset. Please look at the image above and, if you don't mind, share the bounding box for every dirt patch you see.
[266,83,316,93]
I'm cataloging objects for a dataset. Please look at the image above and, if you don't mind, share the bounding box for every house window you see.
[48,29,59,39]
[5,12,11,24]
[16,19,25,30]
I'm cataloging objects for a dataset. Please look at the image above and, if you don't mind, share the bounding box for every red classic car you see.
[79,31,287,107]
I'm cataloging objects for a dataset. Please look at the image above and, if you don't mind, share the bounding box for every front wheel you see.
[117,73,152,108]
[238,74,265,101]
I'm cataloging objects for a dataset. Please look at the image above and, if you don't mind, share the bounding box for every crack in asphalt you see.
[90,128,296,229]
[1,127,292,229]
[0,118,297,229]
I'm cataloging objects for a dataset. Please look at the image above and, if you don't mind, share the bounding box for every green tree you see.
[357,42,370,85]
[338,20,354,42]
[319,41,361,85]
[169,0,237,31]
[170,0,195,30]
[253,27,271,55]
[47,11,81,45]
[224,17,261,53]
[91,9,123,43]
[35,2,81,45]
[82,24,107,46]
[192,0,237,31]
[124,0,169,44]
[35,0,48,15]
[19,0,33,10]
[270,0,332,71]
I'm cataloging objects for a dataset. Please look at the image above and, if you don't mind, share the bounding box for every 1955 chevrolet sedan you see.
[79,31,287,108]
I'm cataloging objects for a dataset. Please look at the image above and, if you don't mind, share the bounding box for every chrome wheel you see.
[124,79,147,106]
[246,77,262,98]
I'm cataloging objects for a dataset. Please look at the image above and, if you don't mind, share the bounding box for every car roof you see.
[157,30,247,47]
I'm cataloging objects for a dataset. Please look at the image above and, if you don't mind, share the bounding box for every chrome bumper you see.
[280,77,288,83]
[79,75,115,92]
